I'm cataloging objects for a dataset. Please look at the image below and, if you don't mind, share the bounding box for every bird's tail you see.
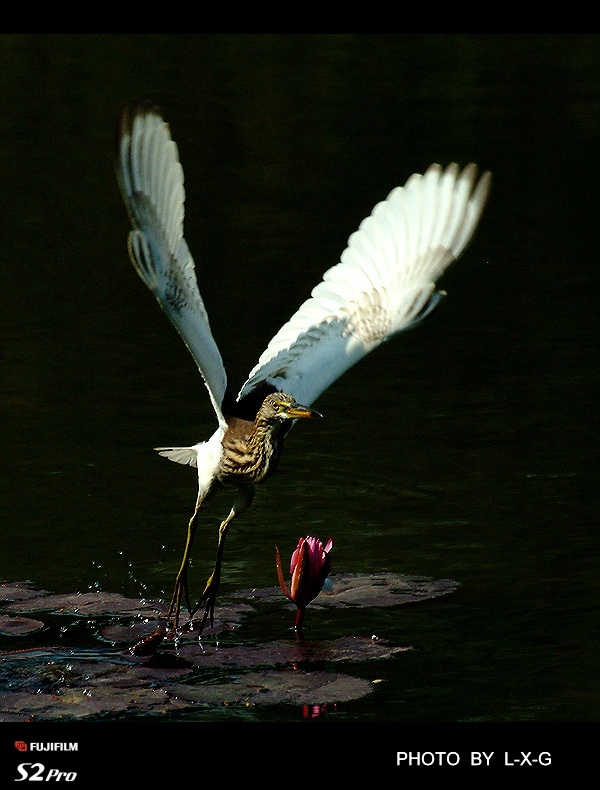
[154,446,199,467]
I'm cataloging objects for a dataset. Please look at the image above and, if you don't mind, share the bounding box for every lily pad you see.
[6,590,163,617]
[0,614,45,636]
[0,637,384,720]
[168,669,374,706]
[0,575,457,721]
[237,572,459,608]
[0,684,188,721]
[0,581,48,602]
[145,635,411,670]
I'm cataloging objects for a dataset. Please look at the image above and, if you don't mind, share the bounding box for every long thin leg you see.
[191,509,234,633]
[131,502,203,653]
[167,508,200,630]
[166,481,217,632]
[192,484,255,634]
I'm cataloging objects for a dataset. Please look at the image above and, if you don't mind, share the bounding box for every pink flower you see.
[276,536,333,633]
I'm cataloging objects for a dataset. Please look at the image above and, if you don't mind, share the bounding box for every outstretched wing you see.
[238,163,491,408]
[116,103,228,429]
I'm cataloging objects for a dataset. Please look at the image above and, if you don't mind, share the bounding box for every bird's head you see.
[259,393,322,424]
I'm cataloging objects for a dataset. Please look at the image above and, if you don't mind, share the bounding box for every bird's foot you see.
[166,568,193,635]
[190,572,220,636]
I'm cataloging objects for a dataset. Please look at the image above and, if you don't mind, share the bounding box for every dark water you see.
[0,33,598,751]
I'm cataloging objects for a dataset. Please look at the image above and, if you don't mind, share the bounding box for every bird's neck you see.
[248,416,284,453]
[219,415,285,485]
[248,416,287,479]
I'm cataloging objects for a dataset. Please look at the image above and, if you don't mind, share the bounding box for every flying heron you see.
[115,102,491,636]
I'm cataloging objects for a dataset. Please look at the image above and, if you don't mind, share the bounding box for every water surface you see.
[0,35,598,732]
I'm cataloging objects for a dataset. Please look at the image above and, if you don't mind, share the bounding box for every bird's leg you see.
[130,504,204,653]
[191,484,255,635]
[167,507,201,632]
[192,511,233,634]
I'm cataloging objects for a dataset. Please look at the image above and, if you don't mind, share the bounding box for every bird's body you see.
[115,102,491,636]
[219,411,283,484]
[194,394,319,498]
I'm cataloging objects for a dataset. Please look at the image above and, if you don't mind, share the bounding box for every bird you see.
[115,101,491,638]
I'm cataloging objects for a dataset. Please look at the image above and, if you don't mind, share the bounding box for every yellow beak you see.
[286,403,322,419]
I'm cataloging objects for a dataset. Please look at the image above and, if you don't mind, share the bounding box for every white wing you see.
[238,163,491,407]
[116,103,228,429]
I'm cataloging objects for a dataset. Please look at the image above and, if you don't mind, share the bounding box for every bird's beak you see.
[286,403,322,419]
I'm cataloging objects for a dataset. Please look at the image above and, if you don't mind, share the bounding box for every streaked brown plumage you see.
[219,394,316,484]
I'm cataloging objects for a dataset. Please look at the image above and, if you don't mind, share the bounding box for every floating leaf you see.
[0,581,47,602]
[168,669,373,706]
[236,573,459,608]
[0,614,45,636]
[6,590,163,617]
[0,576,456,721]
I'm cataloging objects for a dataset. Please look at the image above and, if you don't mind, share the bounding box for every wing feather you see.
[117,106,491,422]
[116,103,228,428]
[239,163,491,408]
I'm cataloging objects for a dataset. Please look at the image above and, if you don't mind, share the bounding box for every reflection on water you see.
[0,34,598,724]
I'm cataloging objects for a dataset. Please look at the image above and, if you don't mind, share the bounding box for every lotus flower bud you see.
[276,536,333,634]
